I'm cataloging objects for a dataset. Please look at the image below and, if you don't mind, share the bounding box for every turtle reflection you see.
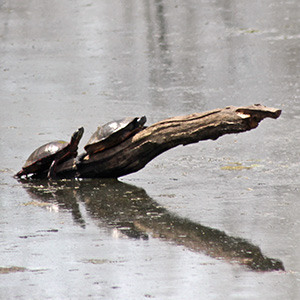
[20,179,284,271]
[22,180,85,228]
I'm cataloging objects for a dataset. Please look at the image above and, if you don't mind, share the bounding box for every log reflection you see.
[21,179,284,271]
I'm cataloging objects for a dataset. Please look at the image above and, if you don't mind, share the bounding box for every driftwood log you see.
[56,104,281,178]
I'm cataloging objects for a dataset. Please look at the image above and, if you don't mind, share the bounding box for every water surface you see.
[1,0,300,299]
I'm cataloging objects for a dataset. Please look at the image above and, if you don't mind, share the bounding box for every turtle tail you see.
[14,169,25,178]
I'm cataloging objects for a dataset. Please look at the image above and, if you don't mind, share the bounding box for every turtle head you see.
[137,116,147,127]
[71,127,84,144]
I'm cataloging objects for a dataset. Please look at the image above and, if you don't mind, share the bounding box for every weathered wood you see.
[56,104,281,178]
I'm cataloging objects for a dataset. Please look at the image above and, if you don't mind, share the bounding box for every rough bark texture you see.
[56,104,281,178]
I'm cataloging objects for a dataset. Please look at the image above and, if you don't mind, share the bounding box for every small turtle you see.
[15,127,84,179]
[82,116,146,158]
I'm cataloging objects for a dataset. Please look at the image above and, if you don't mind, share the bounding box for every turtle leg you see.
[47,159,59,179]
[47,151,75,179]
[76,152,87,162]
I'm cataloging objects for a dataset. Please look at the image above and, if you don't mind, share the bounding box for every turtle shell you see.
[84,116,146,155]
[19,140,70,176]
[15,127,84,177]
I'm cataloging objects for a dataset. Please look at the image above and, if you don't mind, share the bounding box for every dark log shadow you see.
[19,179,284,272]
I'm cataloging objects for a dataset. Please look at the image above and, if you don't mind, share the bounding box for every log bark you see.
[56,104,281,178]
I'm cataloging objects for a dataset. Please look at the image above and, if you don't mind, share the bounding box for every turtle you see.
[15,127,84,179]
[81,116,146,159]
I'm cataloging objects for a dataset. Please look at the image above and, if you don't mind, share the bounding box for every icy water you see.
[1,0,300,299]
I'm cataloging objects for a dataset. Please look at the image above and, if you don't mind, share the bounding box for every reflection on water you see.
[20,179,284,272]
[23,180,85,228]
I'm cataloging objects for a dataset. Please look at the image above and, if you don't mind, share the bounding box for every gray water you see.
[1,0,300,299]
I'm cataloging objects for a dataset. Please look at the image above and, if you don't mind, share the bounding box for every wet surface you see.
[1,0,300,299]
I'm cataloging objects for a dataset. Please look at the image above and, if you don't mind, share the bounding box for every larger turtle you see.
[15,127,84,179]
[82,116,146,159]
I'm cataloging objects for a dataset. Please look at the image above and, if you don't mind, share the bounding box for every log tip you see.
[236,104,282,120]
[253,103,282,118]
